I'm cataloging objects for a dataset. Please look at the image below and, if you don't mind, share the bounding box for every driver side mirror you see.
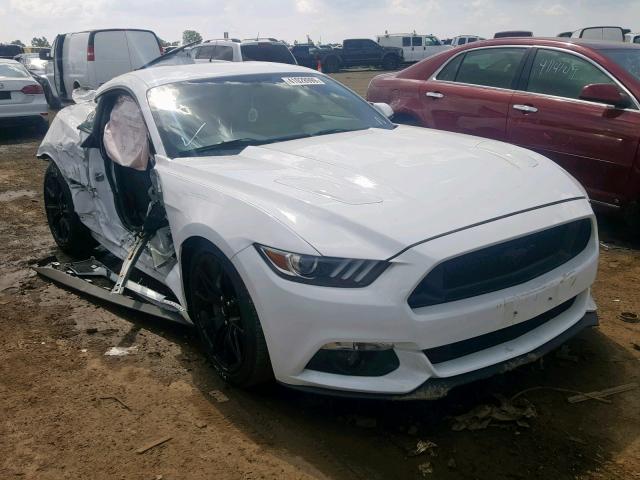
[579,83,632,109]
[371,102,394,118]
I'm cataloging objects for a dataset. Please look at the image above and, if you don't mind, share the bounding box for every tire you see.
[323,56,340,73]
[382,54,399,70]
[43,161,96,256]
[187,244,272,387]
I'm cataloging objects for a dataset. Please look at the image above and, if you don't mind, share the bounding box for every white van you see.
[376,33,451,62]
[43,29,162,103]
[571,26,625,42]
[450,35,484,47]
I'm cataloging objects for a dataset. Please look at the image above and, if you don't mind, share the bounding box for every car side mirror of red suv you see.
[579,83,633,109]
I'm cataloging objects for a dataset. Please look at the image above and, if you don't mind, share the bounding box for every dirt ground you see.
[1,70,640,480]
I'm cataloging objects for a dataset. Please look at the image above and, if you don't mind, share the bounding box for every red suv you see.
[366,38,640,227]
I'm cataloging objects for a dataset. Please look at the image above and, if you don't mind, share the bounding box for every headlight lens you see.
[255,244,389,287]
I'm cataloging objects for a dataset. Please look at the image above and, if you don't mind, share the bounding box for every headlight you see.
[255,244,389,287]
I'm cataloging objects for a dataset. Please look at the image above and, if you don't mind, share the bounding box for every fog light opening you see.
[305,342,399,377]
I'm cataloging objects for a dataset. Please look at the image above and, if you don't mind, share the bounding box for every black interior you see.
[97,92,153,231]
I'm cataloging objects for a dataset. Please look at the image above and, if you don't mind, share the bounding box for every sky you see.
[1,0,639,45]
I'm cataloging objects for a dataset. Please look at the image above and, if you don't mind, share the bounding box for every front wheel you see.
[188,245,272,387]
[43,161,96,256]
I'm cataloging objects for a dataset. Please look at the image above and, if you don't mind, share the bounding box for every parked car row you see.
[0,58,48,128]
[366,37,640,229]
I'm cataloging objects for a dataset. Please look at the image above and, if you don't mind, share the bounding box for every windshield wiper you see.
[311,127,366,137]
[190,138,271,155]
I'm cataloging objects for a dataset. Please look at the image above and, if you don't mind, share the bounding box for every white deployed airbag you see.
[103,95,149,171]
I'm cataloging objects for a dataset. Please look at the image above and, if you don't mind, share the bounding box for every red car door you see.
[507,47,640,206]
[418,47,528,141]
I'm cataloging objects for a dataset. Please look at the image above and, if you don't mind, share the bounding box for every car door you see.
[48,35,65,99]
[409,36,422,62]
[418,47,528,141]
[423,36,441,59]
[507,47,640,205]
[401,37,412,61]
[364,39,385,64]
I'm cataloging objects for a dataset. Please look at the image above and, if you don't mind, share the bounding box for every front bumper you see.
[232,198,599,396]
[285,310,598,400]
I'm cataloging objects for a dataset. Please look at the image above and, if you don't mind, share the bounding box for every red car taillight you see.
[21,84,44,95]
[87,45,95,61]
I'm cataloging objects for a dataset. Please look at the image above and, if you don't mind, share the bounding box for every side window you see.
[412,37,423,47]
[437,54,464,81]
[194,46,210,58]
[634,36,640,44]
[527,49,615,100]
[458,38,467,45]
[195,46,233,60]
[424,36,438,46]
[455,48,526,88]
[363,40,379,49]
[402,37,411,47]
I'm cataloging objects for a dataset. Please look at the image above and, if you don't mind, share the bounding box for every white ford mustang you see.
[37,62,599,399]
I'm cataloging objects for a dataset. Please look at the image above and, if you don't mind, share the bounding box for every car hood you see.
[170,126,586,259]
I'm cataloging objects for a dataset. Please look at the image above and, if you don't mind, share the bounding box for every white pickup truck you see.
[376,33,451,62]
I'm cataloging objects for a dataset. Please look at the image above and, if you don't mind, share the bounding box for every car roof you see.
[458,37,640,50]
[99,61,320,93]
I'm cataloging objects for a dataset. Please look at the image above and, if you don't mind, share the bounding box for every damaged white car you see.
[37,62,599,399]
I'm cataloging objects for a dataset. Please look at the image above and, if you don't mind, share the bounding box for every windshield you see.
[147,73,394,158]
[0,63,30,78]
[601,49,640,81]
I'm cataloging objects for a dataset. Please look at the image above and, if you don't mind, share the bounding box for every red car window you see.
[527,49,615,99]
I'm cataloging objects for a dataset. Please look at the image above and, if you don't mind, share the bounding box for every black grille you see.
[408,219,591,309]
[423,296,576,364]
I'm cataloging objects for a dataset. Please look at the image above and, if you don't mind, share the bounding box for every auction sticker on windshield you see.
[282,77,325,86]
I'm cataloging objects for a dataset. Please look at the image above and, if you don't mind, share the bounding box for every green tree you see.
[31,36,50,48]
[158,38,170,48]
[182,30,202,45]
[10,39,25,47]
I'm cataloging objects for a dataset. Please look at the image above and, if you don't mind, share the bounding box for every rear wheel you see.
[43,161,96,255]
[187,245,272,387]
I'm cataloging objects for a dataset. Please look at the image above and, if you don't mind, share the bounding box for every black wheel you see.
[43,161,96,255]
[188,245,272,387]
[383,54,399,70]
[323,56,340,73]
